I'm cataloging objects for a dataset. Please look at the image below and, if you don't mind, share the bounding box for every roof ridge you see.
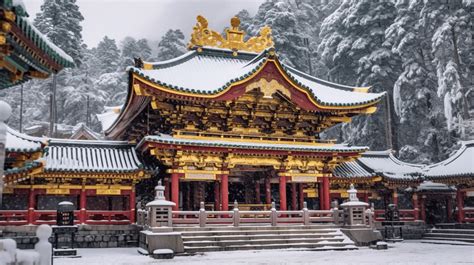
[7,126,45,144]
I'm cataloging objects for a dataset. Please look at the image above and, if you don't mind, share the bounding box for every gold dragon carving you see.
[188,15,274,53]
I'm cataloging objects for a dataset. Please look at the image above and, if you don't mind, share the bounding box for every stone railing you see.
[172,201,341,227]
[374,209,418,221]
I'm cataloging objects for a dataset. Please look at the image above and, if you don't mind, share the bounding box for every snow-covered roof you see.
[70,123,101,140]
[43,139,143,173]
[97,106,122,132]
[416,181,455,192]
[356,150,424,181]
[129,47,385,108]
[5,126,44,152]
[423,141,474,179]
[333,161,375,178]
[139,134,369,153]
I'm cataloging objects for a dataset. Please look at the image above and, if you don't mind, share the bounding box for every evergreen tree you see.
[156,29,187,61]
[96,36,120,74]
[137,38,153,61]
[318,0,399,151]
[120,37,140,68]
[34,0,84,66]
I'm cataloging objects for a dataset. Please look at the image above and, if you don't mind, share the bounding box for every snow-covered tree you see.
[34,0,84,66]
[137,39,153,61]
[96,36,120,74]
[156,29,186,61]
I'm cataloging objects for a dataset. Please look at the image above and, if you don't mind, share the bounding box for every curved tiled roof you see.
[333,161,375,178]
[423,141,474,179]
[357,150,424,181]
[44,139,143,173]
[5,126,44,152]
[139,134,369,153]
[129,47,385,108]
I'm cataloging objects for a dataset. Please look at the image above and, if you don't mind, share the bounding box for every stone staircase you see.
[174,224,357,253]
[422,224,474,245]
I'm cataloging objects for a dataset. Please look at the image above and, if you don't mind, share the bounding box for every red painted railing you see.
[463,208,474,222]
[0,210,28,225]
[0,210,131,225]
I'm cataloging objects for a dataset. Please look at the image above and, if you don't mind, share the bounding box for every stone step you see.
[421,239,474,246]
[431,229,474,235]
[183,237,344,247]
[182,232,340,242]
[421,236,474,244]
[184,241,356,253]
[180,229,338,237]
[424,233,474,239]
[173,224,337,232]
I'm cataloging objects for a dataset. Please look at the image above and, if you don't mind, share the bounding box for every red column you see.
[322,177,330,210]
[412,193,419,220]
[420,196,426,222]
[363,192,369,203]
[79,188,86,224]
[171,173,180,210]
[456,189,465,223]
[265,176,271,205]
[299,184,304,209]
[221,173,229,211]
[447,196,453,222]
[319,183,324,210]
[214,182,221,210]
[129,187,136,223]
[255,181,261,204]
[27,188,36,224]
[392,190,398,206]
[164,178,170,201]
[291,183,297,210]
[279,175,287,210]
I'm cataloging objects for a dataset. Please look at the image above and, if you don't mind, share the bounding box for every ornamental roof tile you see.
[43,139,143,173]
[129,47,385,107]
[139,134,369,153]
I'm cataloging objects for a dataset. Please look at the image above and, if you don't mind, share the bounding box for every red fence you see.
[0,210,131,225]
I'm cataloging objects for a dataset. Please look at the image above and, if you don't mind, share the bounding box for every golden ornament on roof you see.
[188,15,274,54]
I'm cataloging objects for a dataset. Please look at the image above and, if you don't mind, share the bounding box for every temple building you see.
[1,15,473,226]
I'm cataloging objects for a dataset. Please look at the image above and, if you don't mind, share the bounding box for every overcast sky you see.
[24,0,264,48]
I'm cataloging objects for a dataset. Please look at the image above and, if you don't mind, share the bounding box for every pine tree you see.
[96,36,120,74]
[136,39,152,61]
[156,29,187,61]
[34,0,84,66]
[318,0,399,151]
[120,37,141,68]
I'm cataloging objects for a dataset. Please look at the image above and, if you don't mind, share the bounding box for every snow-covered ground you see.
[54,241,473,265]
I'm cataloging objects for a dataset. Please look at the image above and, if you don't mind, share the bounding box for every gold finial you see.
[188,15,274,53]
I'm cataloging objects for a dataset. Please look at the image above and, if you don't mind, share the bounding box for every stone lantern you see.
[145,180,176,229]
[340,184,369,227]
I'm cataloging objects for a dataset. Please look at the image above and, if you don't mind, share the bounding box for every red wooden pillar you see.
[171,173,180,210]
[319,183,324,210]
[322,177,330,210]
[299,184,305,209]
[129,187,136,223]
[291,183,297,210]
[255,181,261,204]
[279,175,287,210]
[446,196,453,222]
[412,193,419,220]
[164,178,170,201]
[392,190,398,206]
[456,189,465,223]
[27,188,36,224]
[265,176,271,205]
[420,196,426,222]
[79,188,86,224]
[214,182,221,211]
[221,173,229,211]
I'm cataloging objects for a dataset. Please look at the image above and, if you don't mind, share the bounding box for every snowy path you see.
[54,241,473,265]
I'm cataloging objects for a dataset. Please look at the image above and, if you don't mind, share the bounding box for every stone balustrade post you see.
[271,202,277,226]
[303,201,309,225]
[199,202,206,228]
[233,200,240,227]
